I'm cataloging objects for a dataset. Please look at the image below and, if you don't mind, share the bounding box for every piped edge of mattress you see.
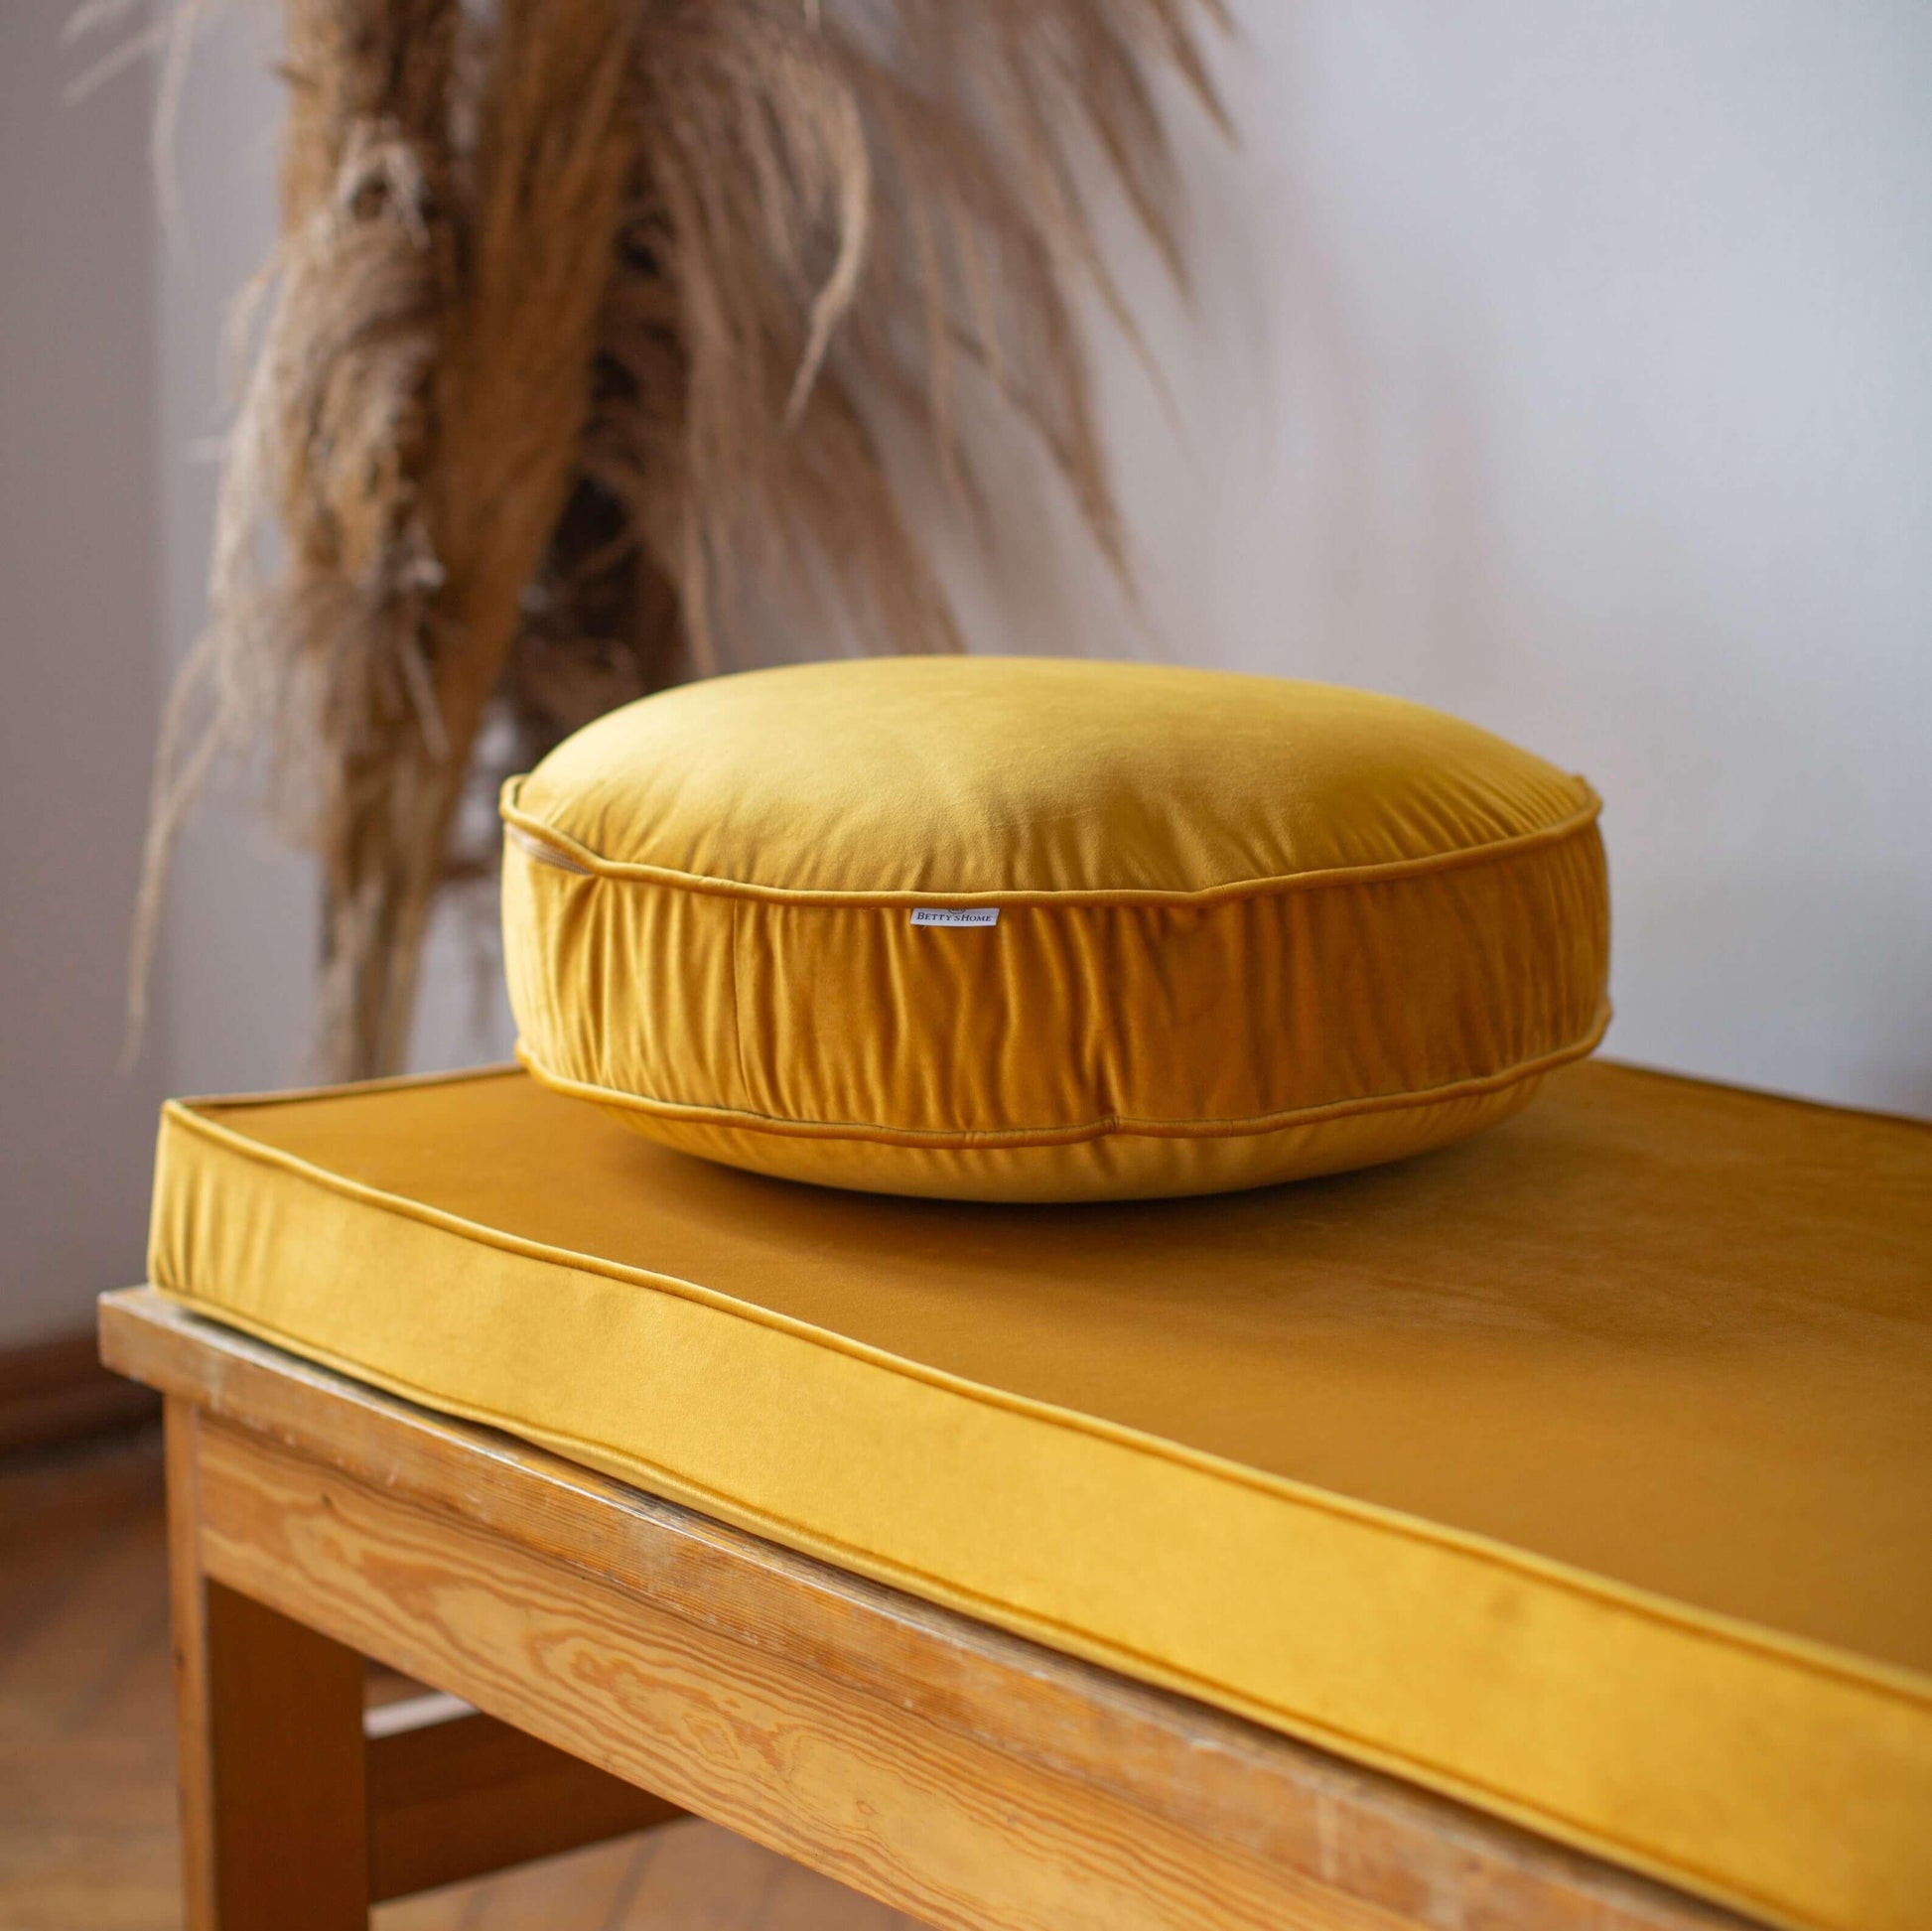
[148,1077,1932,1931]
[150,1078,1929,1708]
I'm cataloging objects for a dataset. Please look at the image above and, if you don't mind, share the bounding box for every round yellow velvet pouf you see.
[500,657,1609,1200]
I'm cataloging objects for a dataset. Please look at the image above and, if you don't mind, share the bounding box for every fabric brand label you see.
[910,907,1000,927]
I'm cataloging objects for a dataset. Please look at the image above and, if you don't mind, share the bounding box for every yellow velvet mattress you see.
[148,1061,1932,1931]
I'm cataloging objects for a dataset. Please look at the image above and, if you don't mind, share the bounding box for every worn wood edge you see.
[366,1707,684,1901]
[105,1287,1753,1931]
[199,1415,1391,1931]
[0,1325,159,1455]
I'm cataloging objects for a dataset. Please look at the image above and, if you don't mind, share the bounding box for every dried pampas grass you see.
[123,0,1228,1080]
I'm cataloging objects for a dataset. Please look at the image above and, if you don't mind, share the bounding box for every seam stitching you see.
[517,1009,1610,1148]
[499,779,1603,908]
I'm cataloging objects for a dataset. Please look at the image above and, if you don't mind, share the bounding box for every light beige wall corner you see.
[0,8,167,1344]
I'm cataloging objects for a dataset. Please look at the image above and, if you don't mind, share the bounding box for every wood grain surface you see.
[102,1287,1754,1931]
[0,1429,923,1931]
[196,1415,1364,1931]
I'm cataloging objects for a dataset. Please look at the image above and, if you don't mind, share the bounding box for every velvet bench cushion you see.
[147,1062,1932,1931]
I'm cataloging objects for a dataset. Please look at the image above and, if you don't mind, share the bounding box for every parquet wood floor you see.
[0,1431,923,1930]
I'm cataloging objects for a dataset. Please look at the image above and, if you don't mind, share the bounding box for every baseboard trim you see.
[0,1327,160,1456]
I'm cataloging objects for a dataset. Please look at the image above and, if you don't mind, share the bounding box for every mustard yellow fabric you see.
[148,1062,1932,1931]
[500,657,1611,1199]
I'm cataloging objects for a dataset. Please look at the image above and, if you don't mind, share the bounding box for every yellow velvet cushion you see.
[148,1063,1932,1931]
[501,656,1610,1200]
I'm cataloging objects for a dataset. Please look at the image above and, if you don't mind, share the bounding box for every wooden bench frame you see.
[101,1286,1751,1931]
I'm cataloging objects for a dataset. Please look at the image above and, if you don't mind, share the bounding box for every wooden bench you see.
[102,1286,1751,1931]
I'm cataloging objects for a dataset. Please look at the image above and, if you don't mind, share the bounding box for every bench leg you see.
[168,1399,371,1930]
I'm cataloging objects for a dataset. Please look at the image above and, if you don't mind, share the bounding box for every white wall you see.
[0,8,168,1343]
[1051,1,1932,1116]
[153,7,509,1097]
[153,4,319,1101]
[2,2,1928,1341]
[0,7,504,1345]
